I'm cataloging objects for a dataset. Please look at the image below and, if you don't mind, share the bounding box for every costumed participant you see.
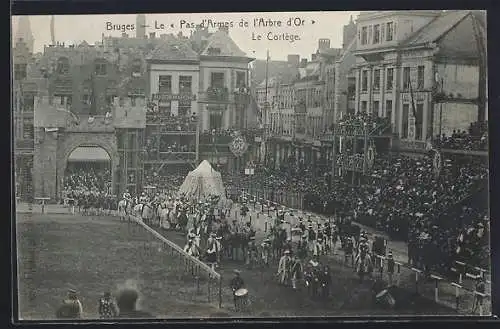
[246,236,258,267]
[290,255,303,290]
[98,291,118,319]
[230,270,246,312]
[277,250,292,286]
[297,234,308,260]
[260,238,271,267]
[206,233,217,270]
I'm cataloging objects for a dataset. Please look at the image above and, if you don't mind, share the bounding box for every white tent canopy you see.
[177,160,227,203]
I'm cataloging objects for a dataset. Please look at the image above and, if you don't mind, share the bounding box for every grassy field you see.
[16,212,459,320]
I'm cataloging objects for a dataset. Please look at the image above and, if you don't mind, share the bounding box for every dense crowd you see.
[434,127,488,151]
[146,110,198,131]
[232,150,489,275]
[327,112,392,135]
[63,167,111,194]
[200,128,264,145]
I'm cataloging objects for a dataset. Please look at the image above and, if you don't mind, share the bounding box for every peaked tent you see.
[177,160,227,204]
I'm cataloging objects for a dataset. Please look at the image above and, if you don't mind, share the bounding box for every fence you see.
[127,214,223,309]
[237,186,304,210]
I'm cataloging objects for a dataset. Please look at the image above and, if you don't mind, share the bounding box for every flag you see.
[89,73,97,115]
[408,76,419,124]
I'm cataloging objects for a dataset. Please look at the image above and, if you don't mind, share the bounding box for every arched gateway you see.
[33,129,119,201]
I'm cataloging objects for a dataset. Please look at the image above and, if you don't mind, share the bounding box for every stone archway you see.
[56,132,118,198]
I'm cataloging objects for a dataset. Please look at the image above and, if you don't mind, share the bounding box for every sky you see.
[12,11,359,61]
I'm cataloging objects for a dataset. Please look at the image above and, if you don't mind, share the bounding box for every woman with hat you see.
[206,232,217,270]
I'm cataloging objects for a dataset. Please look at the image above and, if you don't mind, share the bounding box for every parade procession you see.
[13,10,491,320]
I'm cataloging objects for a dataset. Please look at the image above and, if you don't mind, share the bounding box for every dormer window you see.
[56,57,70,74]
[361,27,368,45]
[207,47,221,55]
[131,59,142,77]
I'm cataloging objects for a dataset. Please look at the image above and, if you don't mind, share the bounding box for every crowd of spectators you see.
[146,109,198,132]
[63,167,112,195]
[230,150,489,275]
[434,124,488,151]
[326,112,392,135]
[200,128,264,145]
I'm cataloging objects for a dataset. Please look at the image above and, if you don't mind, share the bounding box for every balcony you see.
[198,87,251,104]
[16,139,34,150]
[64,115,115,133]
[143,151,197,163]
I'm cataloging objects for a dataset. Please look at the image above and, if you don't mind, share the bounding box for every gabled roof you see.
[201,31,246,57]
[147,36,199,62]
[403,10,471,47]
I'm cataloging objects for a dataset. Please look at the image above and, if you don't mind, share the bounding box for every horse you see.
[354,251,373,282]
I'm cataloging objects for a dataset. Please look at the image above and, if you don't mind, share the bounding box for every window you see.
[67,95,72,107]
[23,95,35,112]
[158,75,172,94]
[209,111,223,130]
[178,104,191,117]
[23,123,33,139]
[210,72,225,89]
[361,26,368,45]
[368,26,373,44]
[386,68,394,91]
[361,70,368,91]
[236,71,246,88]
[373,24,381,44]
[373,101,380,115]
[81,94,90,105]
[95,62,107,76]
[417,65,425,89]
[57,57,70,74]
[386,22,394,41]
[373,69,381,90]
[14,64,27,80]
[60,96,65,105]
[403,67,411,90]
[159,102,172,115]
[131,59,142,76]
[361,101,367,113]
[131,97,136,107]
[402,103,409,138]
[385,100,393,119]
[416,103,424,140]
[179,76,192,94]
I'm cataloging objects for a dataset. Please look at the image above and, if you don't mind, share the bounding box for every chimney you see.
[149,32,156,39]
[300,58,308,67]
[287,54,300,67]
[318,38,330,51]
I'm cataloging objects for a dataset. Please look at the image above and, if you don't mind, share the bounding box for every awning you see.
[67,146,110,162]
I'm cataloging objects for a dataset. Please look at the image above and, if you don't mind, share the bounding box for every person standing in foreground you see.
[116,288,152,318]
[98,291,119,319]
[56,289,84,319]
[230,269,245,311]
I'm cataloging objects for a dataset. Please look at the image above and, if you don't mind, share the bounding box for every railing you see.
[128,215,223,308]
[198,90,251,104]
[16,139,34,150]
[399,140,427,151]
[146,114,198,132]
[200,134,233,145]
